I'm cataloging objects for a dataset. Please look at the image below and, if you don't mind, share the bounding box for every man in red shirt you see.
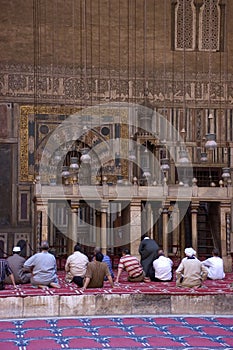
[115,248,145,283]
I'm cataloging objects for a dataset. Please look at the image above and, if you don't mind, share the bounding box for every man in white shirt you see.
[150,249,173,282]
[65,244,89,287]
[202,248,225,280]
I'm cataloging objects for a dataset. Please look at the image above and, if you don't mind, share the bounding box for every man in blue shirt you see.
[24,241,60,289]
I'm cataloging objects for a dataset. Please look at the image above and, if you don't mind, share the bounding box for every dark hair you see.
[40,241,49,250]
[74,244,82,252]
[94,247,101,255]
[95,252,104,262]
[122,248,130,255]
[158,249,165,257]
[212,248,219,256]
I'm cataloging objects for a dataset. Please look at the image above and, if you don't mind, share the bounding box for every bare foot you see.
[38,284,49,290]
[50,282,61,289]
[144,277,151,283]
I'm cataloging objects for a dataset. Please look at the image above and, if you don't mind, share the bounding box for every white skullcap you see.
[13,246,21,253]
[184,247,196,257]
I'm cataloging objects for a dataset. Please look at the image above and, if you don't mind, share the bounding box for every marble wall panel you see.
[95,294,132,315]
[23,295,59,317]
[215,294,233,314]
[171,295,215,314]
[132,294,171,315]
[0,297,23,318]
[60,295,96,316]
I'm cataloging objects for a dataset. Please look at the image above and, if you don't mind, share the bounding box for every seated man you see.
[115,248,146,283]
[93,247,114,280]
[5,246,31,285]
[150,249,173,282]
[65,244,89,287]
[82,252,114,291]
[24,241,60,289]
[202,248,225,280]
[0,259,17,290]
[176,247,208,288]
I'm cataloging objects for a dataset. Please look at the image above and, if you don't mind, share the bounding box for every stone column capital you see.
[100,200,109,212]
[70,200,80,212]
[130,199,141,207]
[191,201,200,213]
[161,200,170,212]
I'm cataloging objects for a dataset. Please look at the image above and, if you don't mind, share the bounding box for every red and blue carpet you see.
[0,316,233,349]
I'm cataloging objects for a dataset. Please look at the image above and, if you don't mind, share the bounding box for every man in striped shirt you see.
[115,248,145,283]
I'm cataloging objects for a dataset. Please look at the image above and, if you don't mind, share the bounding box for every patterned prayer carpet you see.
[1,271,233,297]
[0,315,233,349]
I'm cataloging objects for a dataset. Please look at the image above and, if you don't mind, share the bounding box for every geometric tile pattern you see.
[0,316,233,349]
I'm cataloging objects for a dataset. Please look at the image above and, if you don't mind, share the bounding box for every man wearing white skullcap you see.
[5,246,31,285]
[184,247,196,257]
[176,247,208,288]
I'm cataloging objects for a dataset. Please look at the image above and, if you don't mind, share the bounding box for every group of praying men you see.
[0,236,225,291]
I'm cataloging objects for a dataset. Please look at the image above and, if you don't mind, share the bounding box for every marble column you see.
[136,144,141,180]
[95,210,101,248]
[130,199,141,259]
[147,203,152,238]
[36,211,42,252]
[34,197,48,251]
[48,202,55,247]
[101,201,108,255]
[220,202,232,272]
[71,205,79,245]
[172,206,180,255]
[180,217,186,259]
[191,202,199,254]
[41,207,48,242]
[151,203,160,243]
[67,206,73,255]
[162,206,169,256]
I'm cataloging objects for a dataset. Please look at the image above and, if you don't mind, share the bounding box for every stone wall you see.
[1,293,233,319]
[0,1,233,107]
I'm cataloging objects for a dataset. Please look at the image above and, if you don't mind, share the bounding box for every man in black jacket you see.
[139,234,159,277]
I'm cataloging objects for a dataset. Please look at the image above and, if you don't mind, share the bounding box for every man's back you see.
[102,254,114,278]
[202,256,225,280]
[176,257,207,287]
[153,255,173,281]
[139,238,159,257]
[85,261,110,288]
[6,254,25,284]
[24,251,57,284]
[65,251,88,277]
[118,254,143,278]
[139,237,159,276]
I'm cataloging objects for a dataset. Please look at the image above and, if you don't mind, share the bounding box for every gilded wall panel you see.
[19,105,131,183]
[19,106,79,182]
